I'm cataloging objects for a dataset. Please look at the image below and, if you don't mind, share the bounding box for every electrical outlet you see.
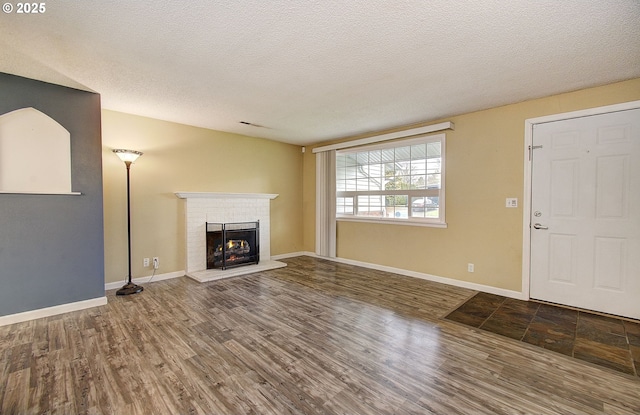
[467,263,474,273]
[143,258,150,267]
[153,257,159,270]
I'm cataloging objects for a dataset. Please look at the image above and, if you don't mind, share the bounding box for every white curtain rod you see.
[312,121,454,154]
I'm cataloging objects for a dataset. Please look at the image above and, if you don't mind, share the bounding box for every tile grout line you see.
[622,321,638,377]
[519,302,542,342]
[477,297,508,331]
[572,311,580,359]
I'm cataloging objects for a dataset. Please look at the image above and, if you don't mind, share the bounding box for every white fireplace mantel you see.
[175,192,279,200]
[175,191,286,282]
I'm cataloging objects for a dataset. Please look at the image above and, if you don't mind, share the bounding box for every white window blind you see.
[336,134,446,227]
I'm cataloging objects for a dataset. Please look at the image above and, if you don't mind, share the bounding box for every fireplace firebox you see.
[206,221,259,270]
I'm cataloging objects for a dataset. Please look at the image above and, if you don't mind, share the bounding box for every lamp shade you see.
[113,149,143,163]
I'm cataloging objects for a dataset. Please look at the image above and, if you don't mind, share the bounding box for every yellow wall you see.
[302,78,640,292]
[102,78,640,289]
[102,110,303,284]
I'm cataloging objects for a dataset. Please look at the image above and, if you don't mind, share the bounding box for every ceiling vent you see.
[239,121,264,128]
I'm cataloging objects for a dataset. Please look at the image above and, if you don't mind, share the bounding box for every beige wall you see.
[102,110,303,284]
[302,78,640,292]
[102,78,640,289]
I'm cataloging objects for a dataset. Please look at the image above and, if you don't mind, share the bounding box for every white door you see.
[530,108,640,319]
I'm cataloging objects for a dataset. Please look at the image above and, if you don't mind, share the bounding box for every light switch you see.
[506,198,518,208]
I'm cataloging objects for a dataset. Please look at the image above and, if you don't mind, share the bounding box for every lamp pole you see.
[113,149,144,296]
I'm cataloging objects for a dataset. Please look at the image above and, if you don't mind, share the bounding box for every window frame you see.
[335,133,447,228]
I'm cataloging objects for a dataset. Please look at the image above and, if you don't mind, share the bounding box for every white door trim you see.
[521,100,640,299]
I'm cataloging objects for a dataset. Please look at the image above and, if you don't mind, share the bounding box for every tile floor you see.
[445,292,640,377]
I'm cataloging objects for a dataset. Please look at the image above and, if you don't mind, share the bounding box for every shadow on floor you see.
[445,292,640,377]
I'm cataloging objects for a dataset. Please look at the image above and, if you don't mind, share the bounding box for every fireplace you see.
[176,192,286,282]
[206,221,259,270]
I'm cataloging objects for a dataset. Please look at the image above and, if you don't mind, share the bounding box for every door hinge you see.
[529,145,543,160]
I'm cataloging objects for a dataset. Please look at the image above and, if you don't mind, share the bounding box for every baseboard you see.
[278,251,526,300]
[271,251,309,260]
[0,296,108,327]
[104,270,185,291]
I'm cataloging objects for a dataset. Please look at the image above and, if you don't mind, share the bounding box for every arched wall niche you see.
[0,107,75,194]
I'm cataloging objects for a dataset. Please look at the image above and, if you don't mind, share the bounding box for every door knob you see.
[533,223,549,230]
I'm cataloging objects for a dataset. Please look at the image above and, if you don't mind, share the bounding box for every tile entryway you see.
[445,292,640,377]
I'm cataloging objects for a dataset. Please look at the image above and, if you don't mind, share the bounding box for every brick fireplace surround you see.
[175,192,286,282]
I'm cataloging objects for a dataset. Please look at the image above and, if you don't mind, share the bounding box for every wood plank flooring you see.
[1,255,639,414]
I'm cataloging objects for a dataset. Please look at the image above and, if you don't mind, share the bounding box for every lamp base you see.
[116,282,144,296]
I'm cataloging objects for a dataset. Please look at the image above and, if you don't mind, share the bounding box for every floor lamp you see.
[113,149,144,296]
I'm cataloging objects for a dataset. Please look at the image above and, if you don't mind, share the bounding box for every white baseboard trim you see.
[271,251,309,260]
[279,251,526,300]
[0,296,108,327]
[105,270,185,291]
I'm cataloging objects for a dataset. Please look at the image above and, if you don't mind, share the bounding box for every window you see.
[336,133,445,227]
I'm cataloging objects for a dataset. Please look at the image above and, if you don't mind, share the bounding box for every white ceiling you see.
[1,1,639,146]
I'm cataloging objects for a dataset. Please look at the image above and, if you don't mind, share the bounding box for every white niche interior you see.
[0,107,78,194]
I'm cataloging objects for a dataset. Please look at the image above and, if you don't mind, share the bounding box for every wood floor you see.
[1,256,639,414]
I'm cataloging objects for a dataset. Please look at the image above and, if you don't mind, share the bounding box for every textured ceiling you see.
[1,1,639,145]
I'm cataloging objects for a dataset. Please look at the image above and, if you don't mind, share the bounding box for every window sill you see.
[337,216,447,228]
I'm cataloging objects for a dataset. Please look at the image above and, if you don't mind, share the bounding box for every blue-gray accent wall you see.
[0,73,105,316]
